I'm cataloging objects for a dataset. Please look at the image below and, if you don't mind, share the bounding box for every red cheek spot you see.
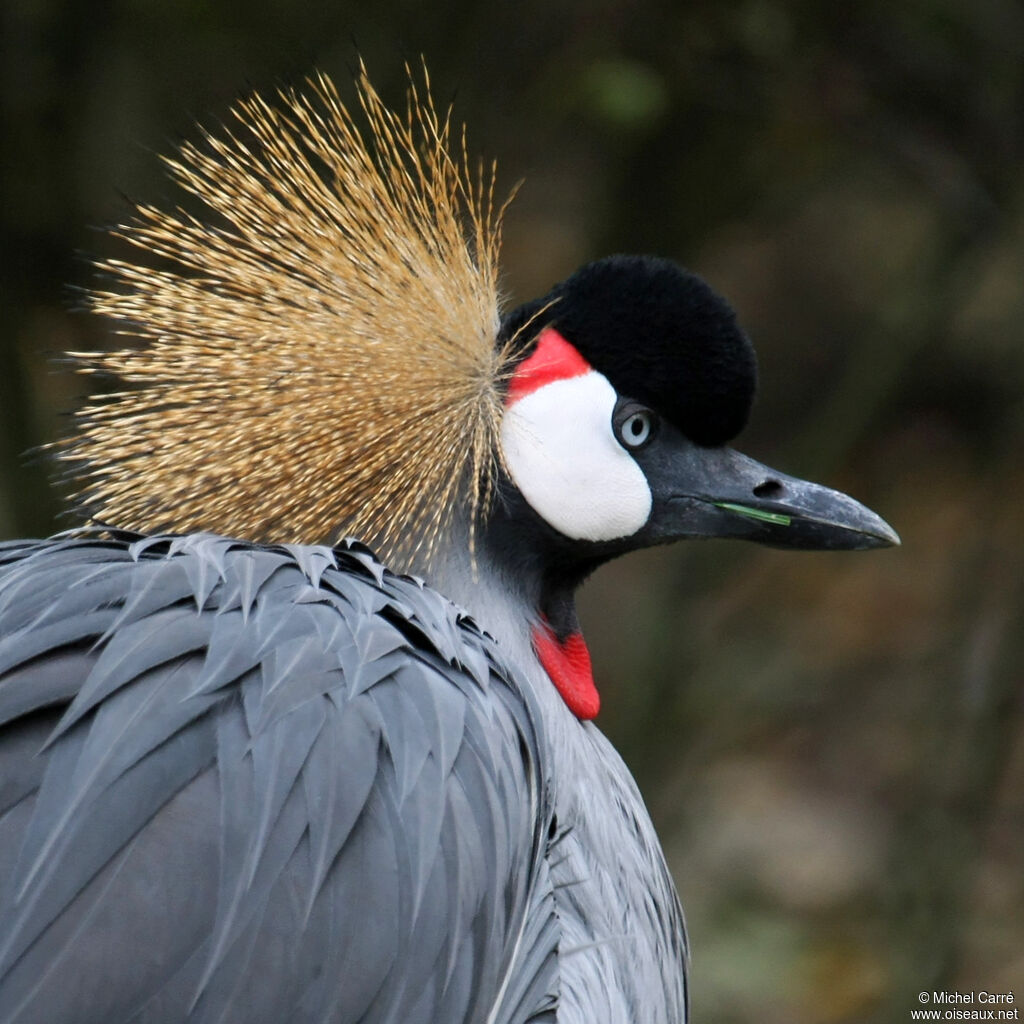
[531,618,600,720]
[506,327,592,406]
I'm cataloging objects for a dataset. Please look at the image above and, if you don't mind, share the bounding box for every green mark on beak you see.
[713,502,793,527]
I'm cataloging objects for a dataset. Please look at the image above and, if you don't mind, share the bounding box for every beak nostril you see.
[753,478,784,499]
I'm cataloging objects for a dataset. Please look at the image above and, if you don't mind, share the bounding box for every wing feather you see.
[0,531,560,1024]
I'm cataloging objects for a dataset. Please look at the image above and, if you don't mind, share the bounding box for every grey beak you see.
[646,445,900,550]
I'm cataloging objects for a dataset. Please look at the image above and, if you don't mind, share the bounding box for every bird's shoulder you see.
[0,530,558,1024]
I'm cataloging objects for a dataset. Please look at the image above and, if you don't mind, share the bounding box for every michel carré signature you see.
[930,993,1016,1006]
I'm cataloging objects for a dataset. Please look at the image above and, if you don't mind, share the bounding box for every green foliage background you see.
[2,2,1022,1020]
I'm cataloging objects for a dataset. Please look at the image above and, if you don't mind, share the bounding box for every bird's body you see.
[0,532,552,1023]
[0,67,896,1023]
[0,532,683,1024]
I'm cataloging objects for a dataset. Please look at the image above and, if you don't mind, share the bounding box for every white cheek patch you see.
[501,371,653,542]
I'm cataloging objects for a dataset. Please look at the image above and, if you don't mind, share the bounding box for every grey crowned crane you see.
[0,70,898,1024]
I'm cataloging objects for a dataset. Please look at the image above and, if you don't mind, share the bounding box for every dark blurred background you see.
[2,2,1022,1021]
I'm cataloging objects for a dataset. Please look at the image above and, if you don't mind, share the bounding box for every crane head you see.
[498,255,898,562]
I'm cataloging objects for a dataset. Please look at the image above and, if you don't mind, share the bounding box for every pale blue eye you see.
[619,411,652,448]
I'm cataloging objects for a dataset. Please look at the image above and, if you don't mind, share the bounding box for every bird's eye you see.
[616,407,657,450]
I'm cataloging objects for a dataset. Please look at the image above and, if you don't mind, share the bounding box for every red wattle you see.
[506,328,592,405]
[531,619,600,720]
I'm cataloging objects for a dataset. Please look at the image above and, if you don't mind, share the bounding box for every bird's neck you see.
[417,507,602,721]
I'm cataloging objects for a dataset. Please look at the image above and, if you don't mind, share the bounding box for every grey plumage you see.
[0,531,559,1024]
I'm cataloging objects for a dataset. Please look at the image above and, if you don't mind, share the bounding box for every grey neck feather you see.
[410,508,689,1024]
[398,500,542,662]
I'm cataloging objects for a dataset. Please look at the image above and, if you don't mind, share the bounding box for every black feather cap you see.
[501,255,757,446]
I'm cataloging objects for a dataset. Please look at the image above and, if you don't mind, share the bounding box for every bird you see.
[0,67,898,1024]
